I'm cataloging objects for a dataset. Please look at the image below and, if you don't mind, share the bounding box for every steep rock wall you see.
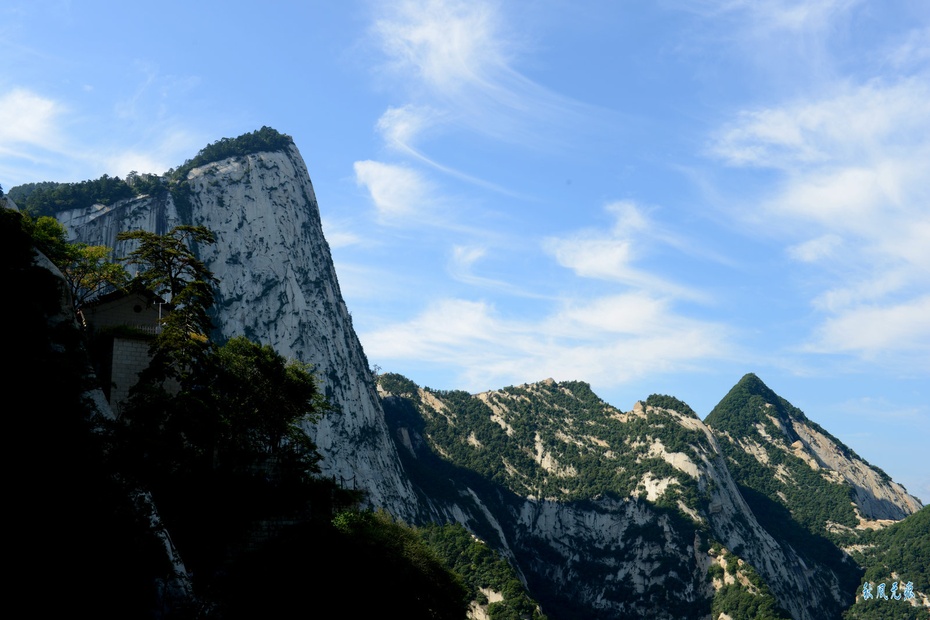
[788,419,922,521]
[58,145,420,520]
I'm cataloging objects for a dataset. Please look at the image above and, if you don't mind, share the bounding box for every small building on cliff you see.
[82,289,169,416]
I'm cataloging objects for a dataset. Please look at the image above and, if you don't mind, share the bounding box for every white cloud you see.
[543,201,707,301]
[811,273,909,314]
[546,235,636,281]
[548,293,686,337]
[743,0,860,32]
[361,299,502,361]
[719,79,930,261]
[377,104,443,152]
[370,0,599,149]
[886,27,930,70]
[374,103,526,197]
[711,77,930,362]
[321,217,363,249]
[0,88,62,153]
[104,151,169,178]
[372,0,509,97]
[787,234,842,263]
[773,164,916,229]
[354,160,431,220]
[0,85,208,185]
[807,296,930,361]
[448,245,488,283]
[682,0,861,34]
[713,80,930,169]
[446,244,521,291]
[606,201,651,233]
[360,294,730,392]
[452,244,485,267]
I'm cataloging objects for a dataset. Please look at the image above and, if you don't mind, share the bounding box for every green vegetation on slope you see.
[10,175,138,217]
[707,543,792,620]
[8,126,293,219]
[704,373,879,617]
[381,375,712,514]
[168,126,293,181]
[380,373,808,619]
[216,509,469,620]
[380,373,716,620]
[842,506,929,620]
[419,522,547,620]
[704,373,860,536]
[711,584,792,619]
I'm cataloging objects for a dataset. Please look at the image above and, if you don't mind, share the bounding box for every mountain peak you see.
[171,126,295,179]
[704,373,800,440]
[706,373,922,529]
[735,372,775,396]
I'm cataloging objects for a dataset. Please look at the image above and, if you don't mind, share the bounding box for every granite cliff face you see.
[59,141,420,521]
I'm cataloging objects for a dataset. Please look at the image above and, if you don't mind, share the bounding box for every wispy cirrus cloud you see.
[0,83,204,184]
[372,0,508,96]
[376,104,444,153]
[678,0,861,34]
[712,76,930,366]
[0,87,86,184]
[786,234,842,263]
[445,244,535,294]
[713,79,930,170]
[885,26,930,69]
[368,0,601,162]
[354,159,433,221]
[375,105,521,196]
[357,186,735,389]
[448,245,491,285]
[544,201,710,302]
[806,296,930,361]
[360,198,736,391]
[732,0,861,32]
[360,293,731,393]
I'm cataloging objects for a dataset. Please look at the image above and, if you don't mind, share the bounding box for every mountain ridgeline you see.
[11,127,927,619]
[377,373,925,620]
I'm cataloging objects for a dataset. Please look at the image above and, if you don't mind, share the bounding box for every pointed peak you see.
[704,373,799,437]
[734,373,778,399]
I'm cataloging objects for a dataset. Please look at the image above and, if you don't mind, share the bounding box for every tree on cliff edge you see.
[118,224,217,377]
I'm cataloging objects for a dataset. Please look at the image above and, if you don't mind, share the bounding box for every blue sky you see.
[2,0,928,503]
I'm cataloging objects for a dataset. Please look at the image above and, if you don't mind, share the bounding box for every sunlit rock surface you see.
[60,144,420,521]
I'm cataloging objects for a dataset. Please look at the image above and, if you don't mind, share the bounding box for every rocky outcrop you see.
[58,142,420,521]
[705,373,922,529]
[381,379,858,620]
[788,419,922,521]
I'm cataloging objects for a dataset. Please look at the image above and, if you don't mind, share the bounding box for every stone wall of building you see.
[110,337,153,417]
